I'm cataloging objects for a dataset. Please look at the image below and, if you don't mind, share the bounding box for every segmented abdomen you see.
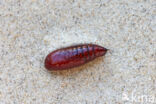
[69,44,95,62]
[45,44,107,71]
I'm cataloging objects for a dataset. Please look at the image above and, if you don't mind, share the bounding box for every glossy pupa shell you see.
[45,44,108,71]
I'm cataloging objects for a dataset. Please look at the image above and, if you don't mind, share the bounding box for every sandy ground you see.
[0,0,155,104]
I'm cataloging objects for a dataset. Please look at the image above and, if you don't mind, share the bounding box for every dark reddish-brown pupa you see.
[44,44,108,71]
